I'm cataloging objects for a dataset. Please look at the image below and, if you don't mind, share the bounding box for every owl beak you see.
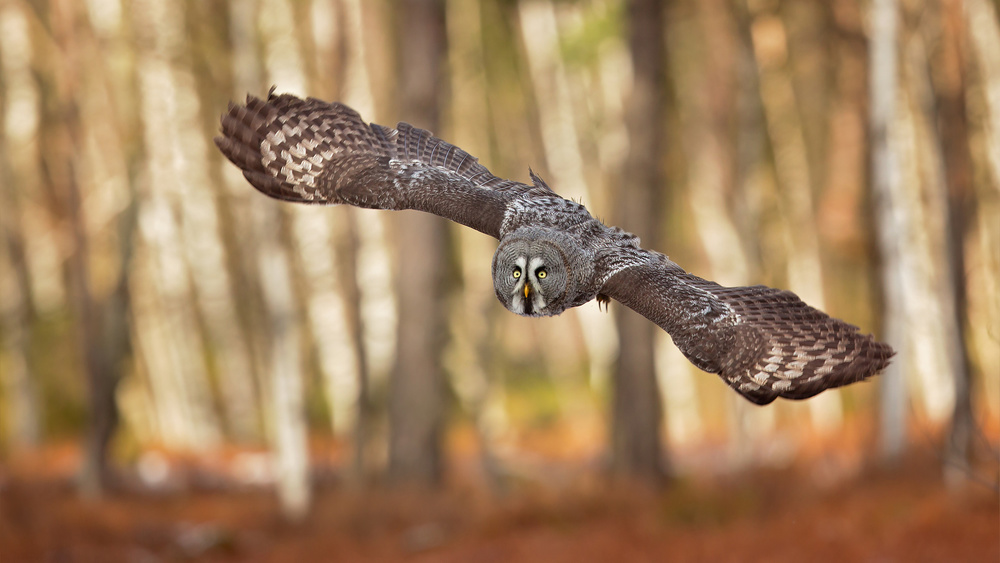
[523,282,531,300]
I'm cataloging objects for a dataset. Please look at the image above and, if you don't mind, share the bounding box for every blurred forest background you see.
[0,0,998,560]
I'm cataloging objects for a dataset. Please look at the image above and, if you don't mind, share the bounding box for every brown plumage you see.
[216,90,894,405]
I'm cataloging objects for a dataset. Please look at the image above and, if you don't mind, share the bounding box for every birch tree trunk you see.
[337,0,395,482]
[132,0,221,453]
[257,209,310,520]
[610,0,667,484]
[256,0,312,518]
[869,0,907,464]
[169,3,262,445]
[387,0,450,486]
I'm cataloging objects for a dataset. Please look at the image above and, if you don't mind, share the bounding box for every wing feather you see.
[600,256,894,404]
[215,90,535,238]
[217,90,894,406]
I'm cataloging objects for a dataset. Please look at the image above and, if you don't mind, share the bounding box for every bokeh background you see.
[0,0,997,560]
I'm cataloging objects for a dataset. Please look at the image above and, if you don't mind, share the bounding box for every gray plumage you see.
[215,90,894,405]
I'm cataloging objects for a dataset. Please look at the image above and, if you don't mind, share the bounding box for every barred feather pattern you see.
[215,90,549,237]
[215,91,894,405]
[601,257,895,404]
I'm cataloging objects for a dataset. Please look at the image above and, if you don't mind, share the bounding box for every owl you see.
[215,90,894,405]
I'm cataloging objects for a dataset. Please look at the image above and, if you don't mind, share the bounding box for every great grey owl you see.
[215,90,894,405]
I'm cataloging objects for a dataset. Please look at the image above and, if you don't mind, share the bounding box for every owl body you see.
[492,182,663,318]
[215,91,894,405]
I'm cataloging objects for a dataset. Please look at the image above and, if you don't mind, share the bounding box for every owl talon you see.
[596,294,610,312]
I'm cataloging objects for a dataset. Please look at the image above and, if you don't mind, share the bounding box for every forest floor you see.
[1,432,998,563]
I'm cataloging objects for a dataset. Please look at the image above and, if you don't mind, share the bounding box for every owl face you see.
[492,238,570,317]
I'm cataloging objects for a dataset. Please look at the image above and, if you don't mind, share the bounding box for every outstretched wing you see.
[600,253,893,405]
[215,90,551,238]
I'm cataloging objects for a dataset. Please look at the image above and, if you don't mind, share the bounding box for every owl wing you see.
[215,90,553,239]
[599,251,894,405]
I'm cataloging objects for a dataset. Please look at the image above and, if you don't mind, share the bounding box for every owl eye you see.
[536,268,547,279]
[512,267,521,279]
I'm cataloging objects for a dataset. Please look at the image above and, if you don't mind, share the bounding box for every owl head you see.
[492,228,590,317]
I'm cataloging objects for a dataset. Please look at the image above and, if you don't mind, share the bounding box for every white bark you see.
[291,207,360,436]
[869,0,908,462]
[899,24,963,422]
[172,36,260,443]
[257,0,313,518]
[132,0,222,450]
[342,0,397,390]
[867,9,970,464]
[257,209,310,521]
[261,0,361,440]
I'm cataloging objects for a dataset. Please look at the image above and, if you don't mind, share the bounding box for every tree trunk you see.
[333,0,392,484]
[257,209,311,520]
[929,0,975,480]
[869,0,907,464]
[34,0,125,495]
[0,136,41,449]
[63,133,120,497]
[747,0,845,432]
[335,209,375,483]
[253,0,315,518]
[387,0,450,486]
[610,0,667,485]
